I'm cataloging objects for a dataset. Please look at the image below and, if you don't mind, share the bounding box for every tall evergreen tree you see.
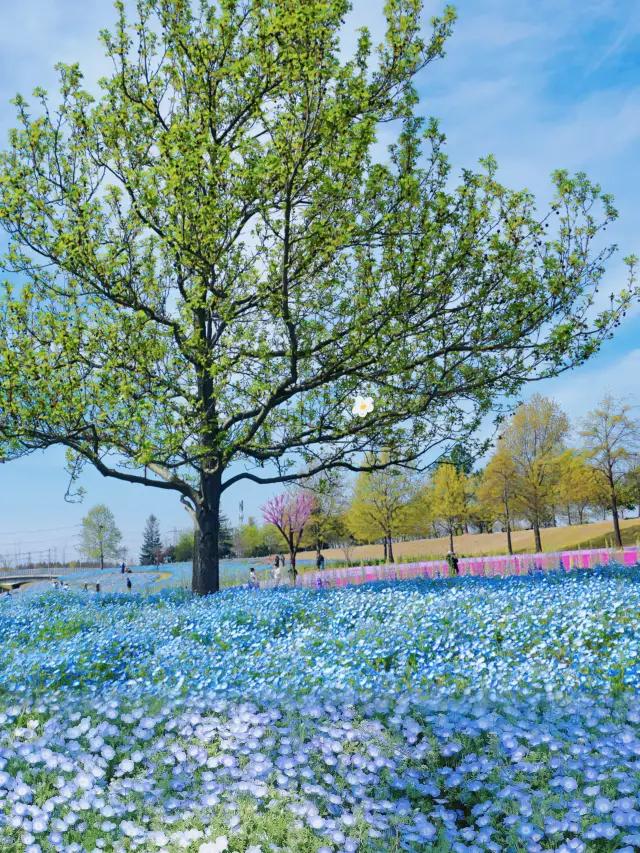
[139,514,162,565]
[449,445,475,476]
[218,514,233,559]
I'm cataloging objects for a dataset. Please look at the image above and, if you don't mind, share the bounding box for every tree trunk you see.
[383,538,388,561]
[449,528,454,553]
[289,550,297,586]
[193,523,199,580]
[533,520,542,553]
[503,493,513,556]
[387,534,394,564]
[192,473,222,595]
[506,522,513,556]
[100,549,104,571]
[610,484,623,548]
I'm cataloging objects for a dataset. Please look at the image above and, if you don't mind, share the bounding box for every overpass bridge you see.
[0,574,58,589]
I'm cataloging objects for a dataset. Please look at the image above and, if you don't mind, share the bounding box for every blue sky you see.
[0,0,638,563]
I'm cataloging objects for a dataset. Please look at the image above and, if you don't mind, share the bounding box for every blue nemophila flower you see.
[0,566,638,851]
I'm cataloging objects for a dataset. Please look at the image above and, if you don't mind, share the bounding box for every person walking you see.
[316,552,325,571]
[274,554,280,569]
[446,551,459,577]
[248,567,259,590]
[126,577,132,592]
[95,582,101,594]
[121,562,126,574]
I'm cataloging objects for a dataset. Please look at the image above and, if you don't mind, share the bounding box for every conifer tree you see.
[139,514,162,565]
[218,514,233,559]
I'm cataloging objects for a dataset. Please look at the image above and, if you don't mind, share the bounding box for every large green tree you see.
[626,460,640,519]
[500,394,569,552]
[478,450,519,554]
[79,504,122,570]
[427,462,467,552]
[0,0,635,594]
[580,394,639,547]
[347,455,417,561]
[553,448,600,526]
[300,471,347,558]
[174,528,194,562]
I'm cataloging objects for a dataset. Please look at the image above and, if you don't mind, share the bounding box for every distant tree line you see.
[222,393,640,563]
[9,391,632,575]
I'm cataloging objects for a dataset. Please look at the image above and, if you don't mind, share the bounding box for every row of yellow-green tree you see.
[201,392,640,562]
[336,393,640,557]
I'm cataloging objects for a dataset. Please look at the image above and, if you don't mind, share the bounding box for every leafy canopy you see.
[0,0,635,545]
[79,504,123,562]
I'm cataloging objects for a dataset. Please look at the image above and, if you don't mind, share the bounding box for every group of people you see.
[247,553,289,590]
[248,557,282,589]
[50,575,134,595]
[247,551,328,590]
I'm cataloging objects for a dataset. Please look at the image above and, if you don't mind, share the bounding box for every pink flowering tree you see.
[261,493,316,585]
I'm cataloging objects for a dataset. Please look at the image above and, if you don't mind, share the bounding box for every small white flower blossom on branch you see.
[352,396,374,418]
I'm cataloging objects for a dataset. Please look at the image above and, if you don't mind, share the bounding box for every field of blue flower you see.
[0,565,639,853]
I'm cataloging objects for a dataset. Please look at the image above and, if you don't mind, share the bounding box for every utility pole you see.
[48,548,51,582]
[239,501,244,527]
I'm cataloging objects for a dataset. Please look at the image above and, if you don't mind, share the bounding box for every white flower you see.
[185,830,204,841]
[199,839,228,853]
[352,395,374,418]
[246,846,262,853]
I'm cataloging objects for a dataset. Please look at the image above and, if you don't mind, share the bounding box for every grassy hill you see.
[298,517,640,563]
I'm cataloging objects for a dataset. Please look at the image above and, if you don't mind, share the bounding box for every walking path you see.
[8,545,638,599]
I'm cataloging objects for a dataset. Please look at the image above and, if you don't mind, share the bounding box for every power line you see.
[0,523,82,537]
